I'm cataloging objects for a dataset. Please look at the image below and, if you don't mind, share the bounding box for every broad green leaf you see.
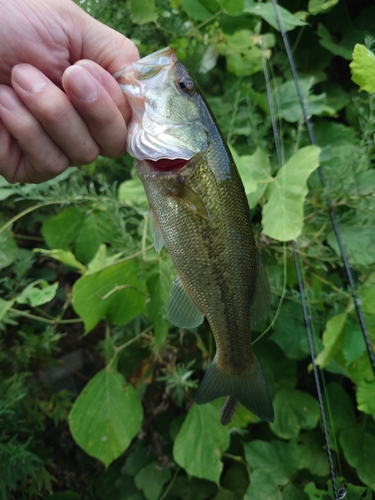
[146,254,174,349]
[182,0,212,20]
[244,440,299,486]
[282,484,309,500]
[304,483,330,500]
[0,225,18,270]
[317,24,352,60]
[274,79,331,123]
[134,462,171,500]
[42,206,83,250]
[129,0,158,24]
[325,383,356,433]
[356,380,375,419]
[216,0,243,15]
[173,403,230,484]
[118,175,148,208]
[262,146,320,241]
[244,0,306,31]
[68,369,143,467]
[340,426,375,490]
[296,432,330,477]
[230,146,257,195]
[72,258,147,333]
[270,389,320,439]
[75,213,102,264]
[221,464,249,498]
[327,225,375,267]
[342,322,366,366]
[0,177,19,201]
[215,31,263,76]
[86,245,124,275]
[243,148,272,208]
[34,248,86,271]
[308,0,339,14]
[315,313,347,368]
[271,303,310,360]
[16,280,58,307]
[244,470,281,500]
[350,44,375,93]
[124,441,154,476]
[0,298,14,321]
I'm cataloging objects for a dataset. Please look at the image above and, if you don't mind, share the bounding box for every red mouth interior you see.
[146,158,188,171]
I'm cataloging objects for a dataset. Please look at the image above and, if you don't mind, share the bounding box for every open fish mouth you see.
[115,47,209,163]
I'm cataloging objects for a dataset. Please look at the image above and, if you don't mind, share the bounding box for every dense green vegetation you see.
[1,0,375,498]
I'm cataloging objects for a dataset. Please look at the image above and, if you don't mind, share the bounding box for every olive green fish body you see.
[117,47,274,423]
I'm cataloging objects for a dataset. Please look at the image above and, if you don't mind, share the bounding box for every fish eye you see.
[178,77,194,94]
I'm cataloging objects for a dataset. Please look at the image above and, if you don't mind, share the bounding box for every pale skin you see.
[0,0,140,183]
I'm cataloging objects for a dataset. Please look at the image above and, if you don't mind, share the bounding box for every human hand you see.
[0,0,139,183]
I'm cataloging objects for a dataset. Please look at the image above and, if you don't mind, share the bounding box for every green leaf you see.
[170,476,218,500]
[134,462,171,500]
[325,383,356,433]
[308,0,339,15]
[173,403,230,484]
[342,322,366,366]
[0,298,14,321]
[317,24,352,60]
[215,31,263,76]
[242,148,272,208]
[270,389,320,439]
[216,0,243,15]
[34,248,86,271]
[262,146,320,241]
[296,432,330,477]
[274,79,331,123]
[340,426,375,490]
[75,213,103,264]
[350,44,375,93]
[146,254,174,349]
[304,482,330,500]
[72,258,147,333]
[129,0,158,25]
[16,280,58,307]
[356,380,375,419]
[244,0,306,31]
[44,492,80,500]
[68,369,143,467]
[244,440,299,486]
[42,206,83,250]
[327,225,375,267]
[315,313,347,368]
[118,175,148,208]
[182,0,212,20]
[282,483,309,500]
[244,470,281,500]
[0,225,18,270]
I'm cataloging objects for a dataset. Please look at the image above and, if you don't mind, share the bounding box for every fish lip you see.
[137,154,200,176]
[113,46,177,86]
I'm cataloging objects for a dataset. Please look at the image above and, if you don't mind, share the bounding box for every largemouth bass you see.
[116,47,274,424]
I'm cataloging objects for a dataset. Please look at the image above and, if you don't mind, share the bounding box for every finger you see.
[62,62,128,157]
[11,63,100,166]
[0,85,69,183]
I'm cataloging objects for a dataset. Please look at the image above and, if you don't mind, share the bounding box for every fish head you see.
[115,47,210,169]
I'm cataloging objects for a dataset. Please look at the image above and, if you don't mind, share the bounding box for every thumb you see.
[69,4,139,74]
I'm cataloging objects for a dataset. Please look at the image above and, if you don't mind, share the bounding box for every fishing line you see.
[271,0,375,379]
[260,39,344,500]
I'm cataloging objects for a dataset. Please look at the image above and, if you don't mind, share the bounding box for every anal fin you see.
[166,276,204,328]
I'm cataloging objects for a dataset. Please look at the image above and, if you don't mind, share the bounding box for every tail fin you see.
[195,355,274,423]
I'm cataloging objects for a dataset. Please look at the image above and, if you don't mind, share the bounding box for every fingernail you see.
[0,86,21,110]
[12,64,49,93]
[65,66,99,102]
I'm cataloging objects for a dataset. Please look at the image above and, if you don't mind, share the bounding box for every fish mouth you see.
[146,158,189,171]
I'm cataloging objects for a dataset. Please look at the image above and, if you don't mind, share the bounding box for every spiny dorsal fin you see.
[166,276,204,328]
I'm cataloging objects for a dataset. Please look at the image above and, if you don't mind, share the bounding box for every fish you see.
[116,47,274,424]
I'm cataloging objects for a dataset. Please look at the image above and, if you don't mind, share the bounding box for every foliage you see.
[1,0,375,498]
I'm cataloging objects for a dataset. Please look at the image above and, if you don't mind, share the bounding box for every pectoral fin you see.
[166,276,204,328]
[150,208,164,253]
[171,179,211,221]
